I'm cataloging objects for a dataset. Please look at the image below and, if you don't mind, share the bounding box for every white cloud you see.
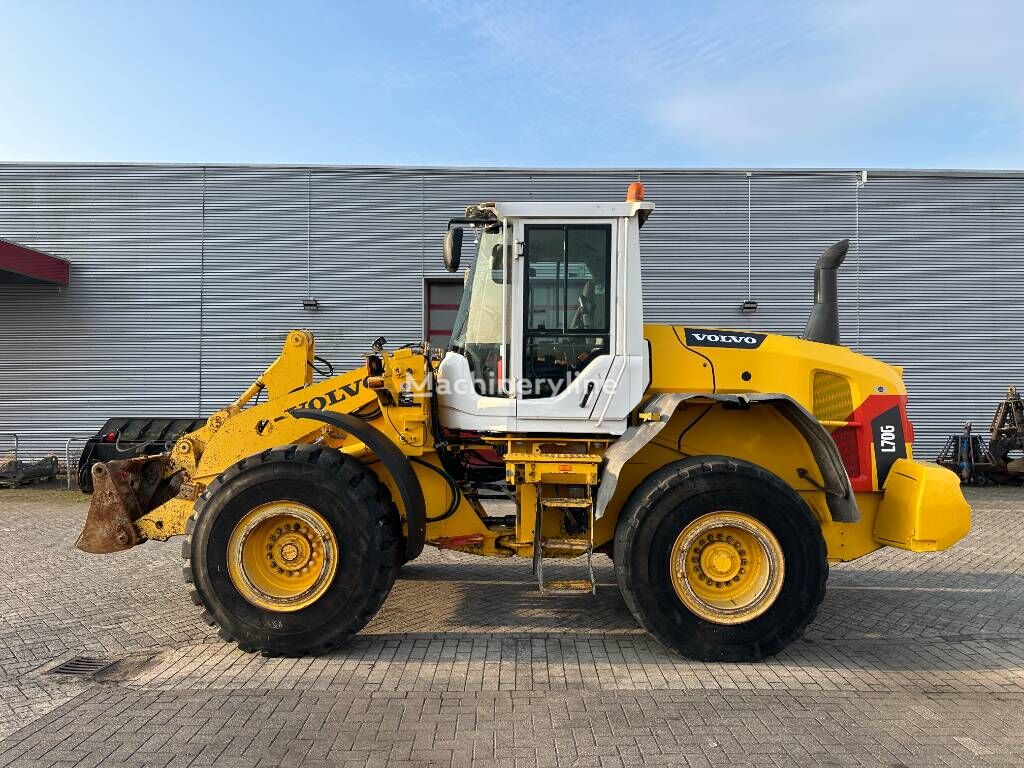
[653,0,1024,155]
[421,0,1024,165]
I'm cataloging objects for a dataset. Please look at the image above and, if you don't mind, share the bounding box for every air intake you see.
[802,239,849,345]
[812,371,853,423]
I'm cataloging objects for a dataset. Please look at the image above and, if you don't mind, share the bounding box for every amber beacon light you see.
[626,181,645,202]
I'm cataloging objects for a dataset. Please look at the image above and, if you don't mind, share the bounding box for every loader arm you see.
[76,331,381,553]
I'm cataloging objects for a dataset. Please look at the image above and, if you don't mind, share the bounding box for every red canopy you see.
[0,238,70,286]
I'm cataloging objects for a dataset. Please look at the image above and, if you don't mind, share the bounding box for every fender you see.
[290,408,426,560]
[595,392,858,523]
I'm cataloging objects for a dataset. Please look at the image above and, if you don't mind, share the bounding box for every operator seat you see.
[570,280,596,330]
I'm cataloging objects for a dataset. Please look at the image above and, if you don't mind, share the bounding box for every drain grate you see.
[47,656,115,677]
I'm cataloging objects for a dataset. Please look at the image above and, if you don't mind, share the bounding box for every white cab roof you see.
[491,201,654,219]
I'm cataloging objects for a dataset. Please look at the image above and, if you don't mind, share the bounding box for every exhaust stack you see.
[802,239,849,346]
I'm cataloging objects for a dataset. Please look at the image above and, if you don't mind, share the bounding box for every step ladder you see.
[532,490,596,595]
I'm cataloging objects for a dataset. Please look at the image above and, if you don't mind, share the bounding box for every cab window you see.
[449,227,507,396]
[523,224,611,399]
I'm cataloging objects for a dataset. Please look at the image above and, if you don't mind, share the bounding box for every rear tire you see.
[183,444,401,656]
[614,456,827,662]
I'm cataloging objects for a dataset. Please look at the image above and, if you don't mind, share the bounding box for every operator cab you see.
[436,185,653,435]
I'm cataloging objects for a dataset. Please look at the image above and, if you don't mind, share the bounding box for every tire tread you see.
[615,456,828,662]
[181,445,401,656]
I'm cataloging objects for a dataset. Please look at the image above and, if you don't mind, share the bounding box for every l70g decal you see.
[871,404,907,486]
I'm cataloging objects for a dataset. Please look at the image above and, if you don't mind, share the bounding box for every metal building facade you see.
[0,163,1021,461]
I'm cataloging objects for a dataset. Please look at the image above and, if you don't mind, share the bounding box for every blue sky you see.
[1,0,1021,168]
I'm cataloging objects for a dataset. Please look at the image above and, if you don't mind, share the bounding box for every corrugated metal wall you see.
[1,163,1021,463]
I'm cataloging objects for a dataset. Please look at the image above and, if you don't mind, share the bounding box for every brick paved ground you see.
[0,486,1021,766]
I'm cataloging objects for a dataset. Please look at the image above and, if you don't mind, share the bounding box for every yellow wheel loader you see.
[76,183,971,662]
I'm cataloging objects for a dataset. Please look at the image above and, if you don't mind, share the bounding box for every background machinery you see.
[937,387,1024,485]
[75,183,971,662]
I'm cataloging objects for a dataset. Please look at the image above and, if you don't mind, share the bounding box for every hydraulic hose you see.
[410,455,461,523]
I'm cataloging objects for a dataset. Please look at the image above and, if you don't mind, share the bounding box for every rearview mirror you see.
[443,228,463,273]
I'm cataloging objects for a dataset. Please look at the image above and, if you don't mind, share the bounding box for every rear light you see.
[830,426,861,478]
[103,431,117,443]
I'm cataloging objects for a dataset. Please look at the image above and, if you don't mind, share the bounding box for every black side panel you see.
[871,405,907,487]
[289,408,426,561]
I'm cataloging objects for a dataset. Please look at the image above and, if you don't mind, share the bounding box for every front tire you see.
[183,445,401,656]
[614,456,827,662]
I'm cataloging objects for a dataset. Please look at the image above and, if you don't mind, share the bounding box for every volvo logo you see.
[693,333,758,345]
[684,328,767,349]
[272,380,363,423]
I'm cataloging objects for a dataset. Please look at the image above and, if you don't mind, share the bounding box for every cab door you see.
[512,220,619,429]
[435,222,517,432]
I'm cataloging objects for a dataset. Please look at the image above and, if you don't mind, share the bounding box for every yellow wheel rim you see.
[227,502,338,612]
[669,511,785,625]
